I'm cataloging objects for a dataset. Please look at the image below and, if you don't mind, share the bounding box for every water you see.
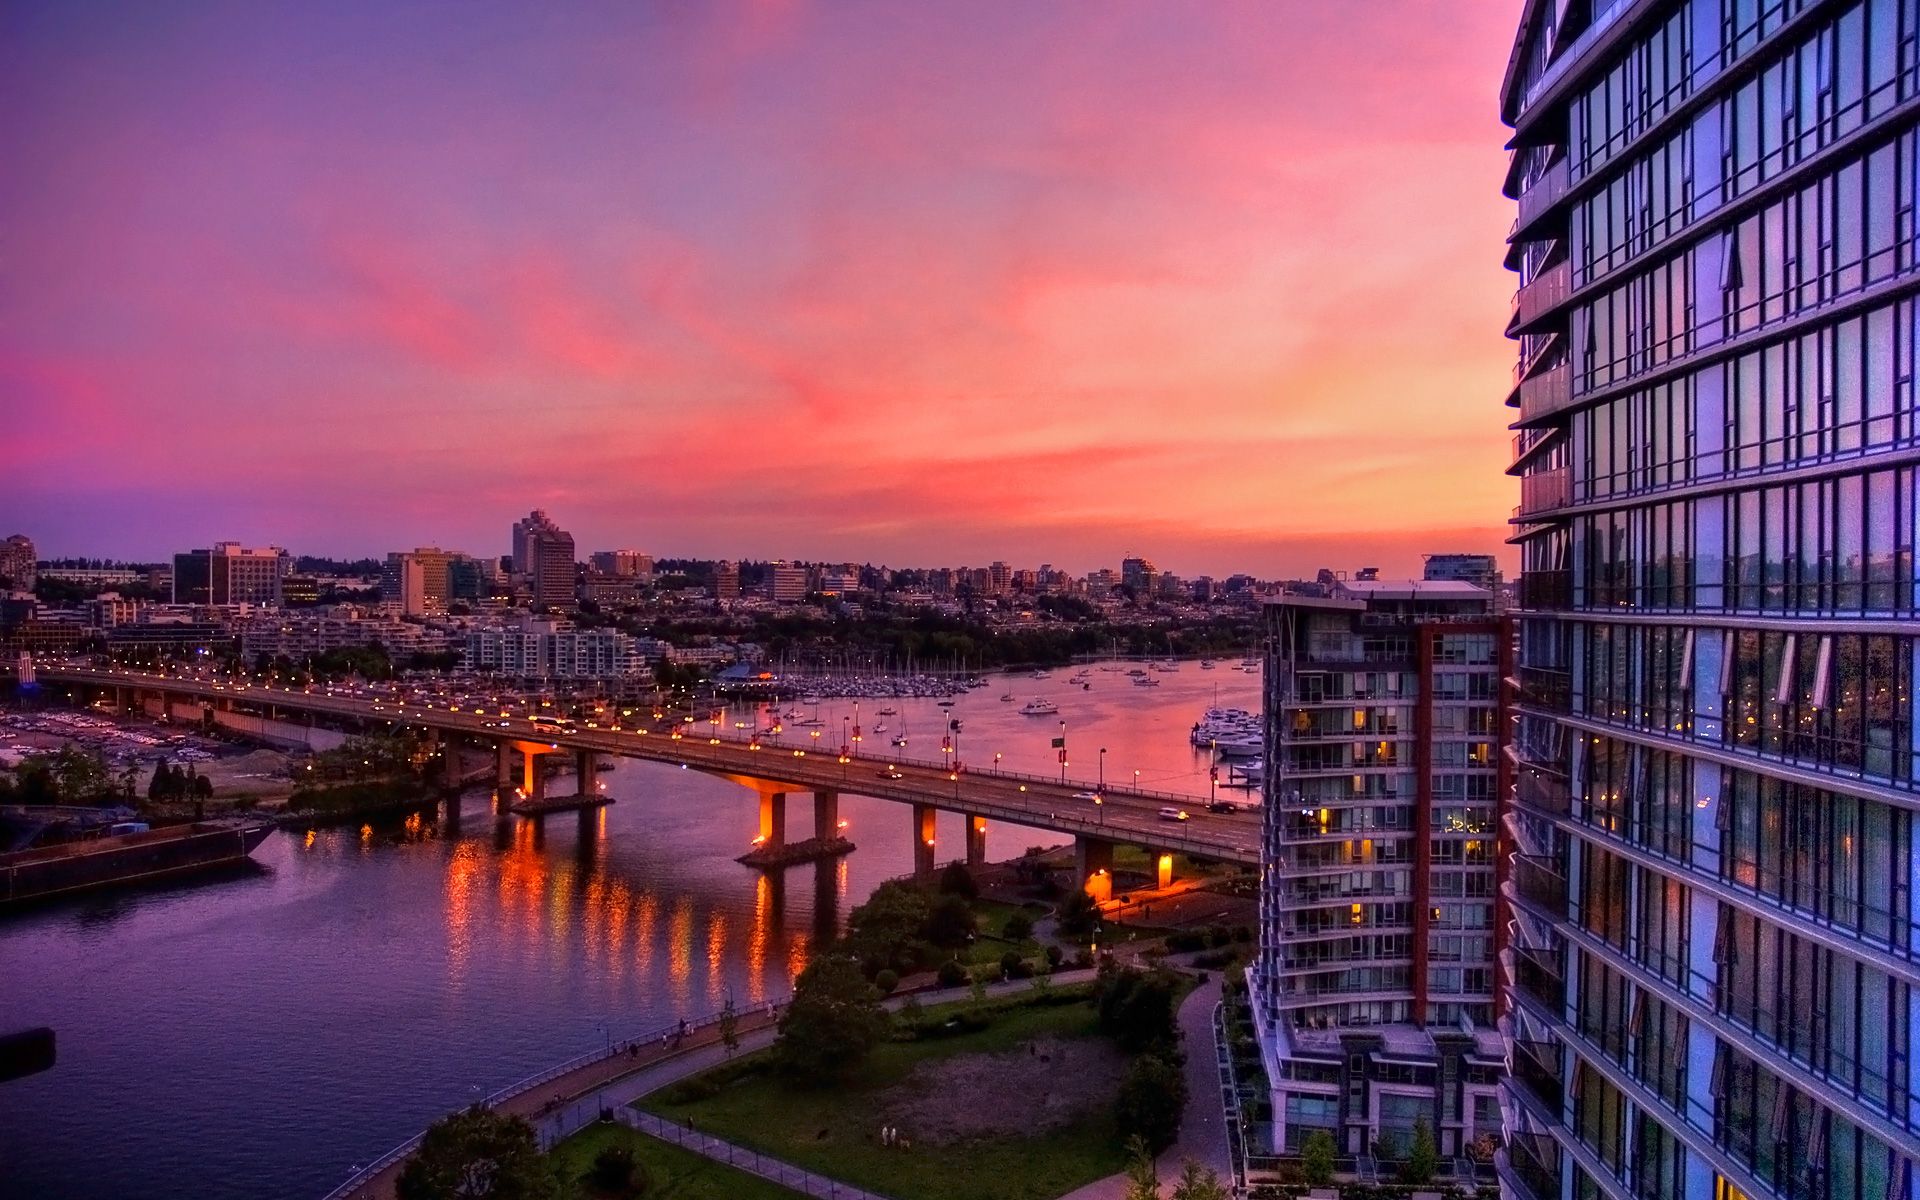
[0,668,1257,1200]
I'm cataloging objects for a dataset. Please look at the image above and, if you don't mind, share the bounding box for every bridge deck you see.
[39,668,1261,864]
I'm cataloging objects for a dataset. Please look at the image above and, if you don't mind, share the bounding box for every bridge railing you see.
[317,996,787,1200]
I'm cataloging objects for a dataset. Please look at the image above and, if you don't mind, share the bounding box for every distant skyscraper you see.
[172,543,289,606]
[768,563,807,604]
[381,548,461,615]
[511,510,561,574]
[1120,556,1157,594]
[0,535,34,590]
[525,527,576,610]
[714,560,740,600]
[1500,5,1917,1199]
[1253,577,1508,1169]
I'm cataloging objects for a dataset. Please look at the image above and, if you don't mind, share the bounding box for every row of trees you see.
[0,747,128,806]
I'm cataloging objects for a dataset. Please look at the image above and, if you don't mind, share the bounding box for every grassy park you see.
[640,987,1134,1200]
[547,1120,808,1200]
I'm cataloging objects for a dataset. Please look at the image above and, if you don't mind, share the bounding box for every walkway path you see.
[619,1108,891,1200]
[1057,974,1233,1200]
[330,971,1098,1200]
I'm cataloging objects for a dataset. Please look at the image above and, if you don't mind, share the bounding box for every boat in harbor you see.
[1019,697,1059,715]
[0,819,275,906]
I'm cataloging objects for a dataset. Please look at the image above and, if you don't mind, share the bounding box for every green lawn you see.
[547,1120,808,1200]
[639,990,1127,1200]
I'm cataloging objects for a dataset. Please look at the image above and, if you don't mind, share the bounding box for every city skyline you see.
[2,0,1521,578]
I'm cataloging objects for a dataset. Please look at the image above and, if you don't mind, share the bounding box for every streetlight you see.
[1099,747,1106,793]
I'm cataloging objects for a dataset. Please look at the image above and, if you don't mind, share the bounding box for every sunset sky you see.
[3,0,1522,578]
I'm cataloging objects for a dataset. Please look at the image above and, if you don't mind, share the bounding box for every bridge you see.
[34,667,1260,893]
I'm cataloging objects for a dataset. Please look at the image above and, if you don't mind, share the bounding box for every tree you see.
[842,880,930,975]
[1116,1052,1186,1153]
[922,893,975,949]
[1169,1159,1229,1200]
[1003,910,1034,942]
[394,1105,560,1200]
[718,994,740,1058]
[872,969,899,996]
[1401,1117,1438,1184]
[1057,886,1100,937]
[1301,1129,1337,1186]
[774,955,890,1081]
[1122,1134,1160,1200]
[589,1145,634,1192]
[1096,966,1179,1052]
[937,860,978,899]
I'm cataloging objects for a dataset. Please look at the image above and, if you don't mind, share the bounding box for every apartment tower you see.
[1253,578,1510,1171]
[1501,3,1917,1199]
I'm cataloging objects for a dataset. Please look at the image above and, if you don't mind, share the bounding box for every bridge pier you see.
[912,804,936,883]
[521,747,545,801]
[1155,851,1174,890]
[813,790,839,840]
[965,814,987,870]
[575,750,597,797]
[759,791,787,852]
[1075,836,1113,901]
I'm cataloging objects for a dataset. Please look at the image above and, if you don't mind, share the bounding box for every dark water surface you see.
[0,669,1256,1200]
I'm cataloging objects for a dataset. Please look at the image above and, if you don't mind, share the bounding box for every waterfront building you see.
[0,535,36,589]
[1253,578,1508,1168]
[171,543,289,607]
[1499,3,1920,1198]
[461,620,645,679]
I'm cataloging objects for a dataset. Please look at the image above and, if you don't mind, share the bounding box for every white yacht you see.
[1019,697,1059,715]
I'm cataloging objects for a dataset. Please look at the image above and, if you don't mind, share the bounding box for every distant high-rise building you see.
[511,510,561,574]
[988,561,1012,596]
[172,543,289,606]
[714,561,740,600]
[381,548,463,615]
[1421,553,1502,593]
[768,563,807,604]
[525,528,576,610]
[1253,576,1507,1169]
[0,535,35,589]
[1498,5,1920,1199]
[1120,556,1156,593]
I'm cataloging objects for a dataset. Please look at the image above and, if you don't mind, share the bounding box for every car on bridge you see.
[1158,806,1189,821]
[1072,791,1101,802]
[876,767,906,780]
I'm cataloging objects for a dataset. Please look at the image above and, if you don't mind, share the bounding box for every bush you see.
[1301,1128,1337,1185]
[590,1145,635,1192]
[873,968,899,996]
[1116,1052,1186,1153]
[1164,930,1206,952]
[1206,925,1232,948]
[1232,925,1253,943]
[1057,887,1100,937]
[1045,944,1064,968]
[999,950,1032,978]
[937,959,969,988]
[1004,911,1035,941]
[1096,965,1180,1051]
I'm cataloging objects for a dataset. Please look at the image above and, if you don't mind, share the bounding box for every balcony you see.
[1514,154,1571,242]
[1518,465,1572,516]
[1514,764,1571,816]
[1510,258,1571,335]
[1510,946,1566,1015]
[1501,1132,1563,1200]
[1511,855,1569,922]
[1510,1039,1565,1112]
[1515,666,1571,713]
[1517,570,1571,610]
[1517,361,1571,423]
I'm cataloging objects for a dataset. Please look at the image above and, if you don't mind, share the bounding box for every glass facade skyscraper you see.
[1501,2,1919,1198]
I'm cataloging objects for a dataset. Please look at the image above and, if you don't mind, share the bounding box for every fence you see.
[619,1109,892,1200]
[318,997,786,1200]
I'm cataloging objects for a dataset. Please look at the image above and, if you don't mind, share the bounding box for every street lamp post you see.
[1099,747,1106,793]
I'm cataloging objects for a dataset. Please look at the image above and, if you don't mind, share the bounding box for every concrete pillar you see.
[1075,836,1113,900]
[913,804,936,882]
[965,814,988,869]
[813,790,839,841]
[1155,851,1174,890]
[496,741,514,788]
[521,748,545,800]
[759,791,787,851]
[575,750,595,797]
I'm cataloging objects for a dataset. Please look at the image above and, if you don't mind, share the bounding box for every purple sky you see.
[2,0,1522,577]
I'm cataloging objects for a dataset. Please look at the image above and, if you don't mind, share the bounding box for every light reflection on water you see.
[0,669,1254,1200]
